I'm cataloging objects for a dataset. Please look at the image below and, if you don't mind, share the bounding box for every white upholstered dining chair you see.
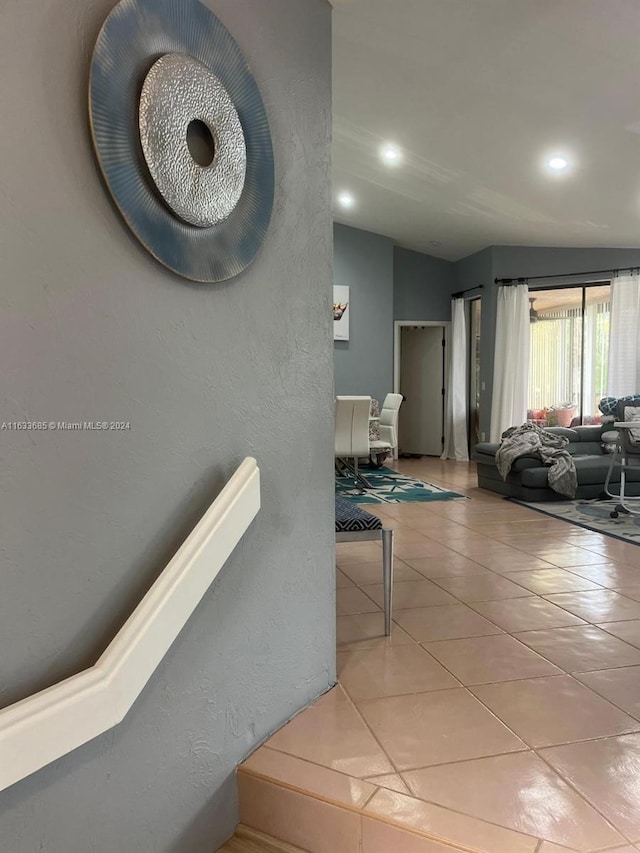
[369,392,403,463]
[334,395,372,488]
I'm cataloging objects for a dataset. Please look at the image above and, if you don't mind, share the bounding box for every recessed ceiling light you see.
[380,143,402,165]
[548,156,569,171]
[337,191,355,209]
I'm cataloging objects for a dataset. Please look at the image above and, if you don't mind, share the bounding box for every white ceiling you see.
[331,0,640,261]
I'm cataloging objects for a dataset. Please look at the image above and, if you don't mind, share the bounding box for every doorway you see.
[394,322,447,456]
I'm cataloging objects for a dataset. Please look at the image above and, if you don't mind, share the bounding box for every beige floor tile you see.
[340,559,424,585]
[612,585,640,603]
[469,552,559,573]
[363,788,537,853]
[576,666,640,719]
[431,573,534,602]
[585,541,640,562]
[332,461,640,850]
[357,688,525,769]
[566,563,640,587]
[448,541,524,558]
[390,527,443,544]
[534,546,611,568]
[471,675,640,747]
[514,625,640,673]
[424,634,561,685]
[337,644,459,701]
[337,538,382,553]
[363,773,411,795]
[415,526,491,544]
[597,620,640,649]
[393,540,460,560]
[336,543,383,565]
[238,774,361,853]
[394,603,503,642]
[241,746,376,808]
[337,612,415,651]
[404,553,493,578]
[363,579,459,610]
[470,597,587,632]
[336,568,355,588]
[265,685,394,778]
[336,586,380,616]
[543,590,640,623]
[403,751,624,851]
[502,568,603,594]
[362,817,469,853]
[541,733,640,842]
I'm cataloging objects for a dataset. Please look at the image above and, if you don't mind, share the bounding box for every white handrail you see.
[0,457,261,793]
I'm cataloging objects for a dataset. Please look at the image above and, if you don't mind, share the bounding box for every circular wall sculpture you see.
[89,0,274,282]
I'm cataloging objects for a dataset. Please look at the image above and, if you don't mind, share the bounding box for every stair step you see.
[218,825,309,853]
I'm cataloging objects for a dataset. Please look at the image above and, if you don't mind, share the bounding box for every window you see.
[528,283,610,426]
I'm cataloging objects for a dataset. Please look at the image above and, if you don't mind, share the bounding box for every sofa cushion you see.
[545,427,578,441]
[519,455,640,489]
[572,425,606,442]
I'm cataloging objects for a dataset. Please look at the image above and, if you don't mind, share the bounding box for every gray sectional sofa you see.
[474,424,640,501]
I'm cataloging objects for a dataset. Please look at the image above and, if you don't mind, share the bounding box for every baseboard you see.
[219,825,309,853]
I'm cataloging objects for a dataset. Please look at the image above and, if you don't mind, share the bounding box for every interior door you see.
[398,325,445,456]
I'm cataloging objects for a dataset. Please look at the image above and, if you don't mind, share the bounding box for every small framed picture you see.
[333,285,349,341]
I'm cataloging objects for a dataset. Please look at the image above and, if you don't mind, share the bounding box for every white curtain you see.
[607,273,640,397]
[490,284,530,442]
[441,298,469,461]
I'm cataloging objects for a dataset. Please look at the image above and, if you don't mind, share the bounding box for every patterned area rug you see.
[511,497,640,544]
[336,466,465,504]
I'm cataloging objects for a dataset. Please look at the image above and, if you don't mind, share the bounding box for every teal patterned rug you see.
[336,466,465,504]
[511,498,640,544]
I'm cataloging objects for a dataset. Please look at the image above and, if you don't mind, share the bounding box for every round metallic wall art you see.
[138,53,247,228]
[89,0,274,282]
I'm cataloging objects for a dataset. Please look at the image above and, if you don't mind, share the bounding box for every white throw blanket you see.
[496,423,577,498]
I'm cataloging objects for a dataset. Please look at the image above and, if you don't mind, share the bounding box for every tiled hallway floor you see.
[244,459,640,852]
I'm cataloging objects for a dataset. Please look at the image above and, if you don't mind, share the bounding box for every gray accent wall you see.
[394,247,456,321]
[334,224,394,404]
[0,1,333,851]
[454,248,496,441]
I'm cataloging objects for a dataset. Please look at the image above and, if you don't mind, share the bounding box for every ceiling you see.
[331,0,640,261]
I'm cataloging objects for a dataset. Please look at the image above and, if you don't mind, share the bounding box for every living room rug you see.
[510,497,640,544]
[336,466,465,504]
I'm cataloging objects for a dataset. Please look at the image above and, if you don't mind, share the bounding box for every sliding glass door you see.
[527,283,610,426]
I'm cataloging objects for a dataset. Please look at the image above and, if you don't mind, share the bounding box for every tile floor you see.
[244,459,640,853]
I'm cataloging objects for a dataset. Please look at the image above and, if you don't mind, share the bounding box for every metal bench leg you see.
[382,528,394,636]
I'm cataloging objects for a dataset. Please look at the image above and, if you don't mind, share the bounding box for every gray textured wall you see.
[0,1,334,850]
[333,224,394,404]
[393,247,455,322]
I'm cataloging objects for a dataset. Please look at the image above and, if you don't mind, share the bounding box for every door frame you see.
[393,320,451,455]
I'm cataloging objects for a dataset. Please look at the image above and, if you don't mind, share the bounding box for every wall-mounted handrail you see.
[0,457,261,793]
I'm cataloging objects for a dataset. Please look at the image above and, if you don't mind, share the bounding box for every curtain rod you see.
[495,266,640,285]
[451,284,483,299]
